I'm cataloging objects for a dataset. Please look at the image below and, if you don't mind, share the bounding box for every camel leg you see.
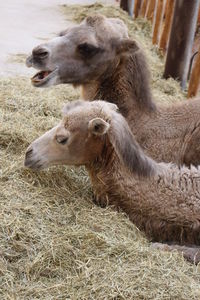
[152,242,200,264]
[92,193,109,208]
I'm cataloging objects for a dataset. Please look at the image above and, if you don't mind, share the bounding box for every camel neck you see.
[86,149,146,210]
[85,138,161,207]
[86,147,125,206]
[81,52,157,119]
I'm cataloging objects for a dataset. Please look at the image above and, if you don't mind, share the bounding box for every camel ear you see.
[107,103,118,112]
[88,118,110,136]
[115,39,139,55]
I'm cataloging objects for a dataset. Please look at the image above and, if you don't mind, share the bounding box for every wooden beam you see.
[140,0,148,18]
[146,0,156,22]
[159,0,175,53]
[120,0,129,12]
[198,6,200,25]
[163,0,200,89]
[120,0,135,16]
[188,48,200,98]
[152,0,164,45]
[134,0,142,18]
[163,0,169,19]
[128,0,135,16]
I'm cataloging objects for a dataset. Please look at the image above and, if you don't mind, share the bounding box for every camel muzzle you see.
[26,46,49,68]
[32,46,49,60]
[26,55,33,68]
[24,148,42,170]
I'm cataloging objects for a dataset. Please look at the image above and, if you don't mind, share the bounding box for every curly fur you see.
[26,100,200,263]
[80,101,200,263]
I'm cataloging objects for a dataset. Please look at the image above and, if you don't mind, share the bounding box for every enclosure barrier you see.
[120,0,200,98]
[152,0,164,45]
[188,48,200,97]
[159,0,174,53]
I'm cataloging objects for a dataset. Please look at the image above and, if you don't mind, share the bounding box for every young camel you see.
[26,15,200,167]
[25,100,200,264]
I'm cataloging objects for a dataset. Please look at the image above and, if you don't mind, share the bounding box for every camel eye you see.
[77,43,103,58]
[94,124,100,131]
[56,136,68,145]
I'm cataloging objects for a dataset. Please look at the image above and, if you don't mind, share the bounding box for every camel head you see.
[25,99,155,178]
[26,15,140,87]
[24,100,118,169]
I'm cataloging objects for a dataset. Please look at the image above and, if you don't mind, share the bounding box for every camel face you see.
[26,15,128,87]
[24,100,116,169]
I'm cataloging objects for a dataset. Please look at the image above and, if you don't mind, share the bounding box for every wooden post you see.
[146,0,156,22]
[163,0,200,89]
[134,0,142,18]
[159,0,175,53]
[162,0,169,19]
[120,0,135,16]
[120,0,129,12]
[152,0,164,45]
[128,0,135,16]
[198,6,200,25]
[188,48,200,98]
[140,0,148,18]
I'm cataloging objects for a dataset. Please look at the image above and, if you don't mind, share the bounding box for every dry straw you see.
[0,3,200,299]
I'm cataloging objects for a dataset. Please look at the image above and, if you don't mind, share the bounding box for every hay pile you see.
[0,3,200,299]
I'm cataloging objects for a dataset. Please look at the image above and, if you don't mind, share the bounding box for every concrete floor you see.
[0,0,116,76]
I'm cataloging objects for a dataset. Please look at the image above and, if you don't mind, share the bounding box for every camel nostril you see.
[25,148,33,159]
[26,56,33,67]
[32,47,49,60]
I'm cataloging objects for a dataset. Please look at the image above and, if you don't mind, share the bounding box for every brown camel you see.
[26,15,200,166]
[25,100,200,264]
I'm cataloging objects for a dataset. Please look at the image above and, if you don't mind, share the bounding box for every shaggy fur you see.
[25,100,200,264]
[27,15,200,166]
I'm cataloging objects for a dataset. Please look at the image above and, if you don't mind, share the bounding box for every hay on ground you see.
[0,4,200,300]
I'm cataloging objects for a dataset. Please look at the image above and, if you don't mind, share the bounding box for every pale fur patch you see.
[108,111,159,177]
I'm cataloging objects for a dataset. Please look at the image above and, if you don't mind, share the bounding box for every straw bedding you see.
[0,3,200,299]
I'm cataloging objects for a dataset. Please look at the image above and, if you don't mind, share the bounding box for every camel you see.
[25,100,200,264]
[26,15,200,166]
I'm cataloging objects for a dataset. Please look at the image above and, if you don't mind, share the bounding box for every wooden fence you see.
[120,0,200,98]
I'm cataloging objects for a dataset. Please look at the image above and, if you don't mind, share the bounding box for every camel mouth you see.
[31,69,58,87]
[24,157,48,170]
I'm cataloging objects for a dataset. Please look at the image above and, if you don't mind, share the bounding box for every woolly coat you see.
[87,111,200,246]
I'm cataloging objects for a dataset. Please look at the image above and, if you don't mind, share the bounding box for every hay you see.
[0,4,200,300]
[7,53,28,64]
